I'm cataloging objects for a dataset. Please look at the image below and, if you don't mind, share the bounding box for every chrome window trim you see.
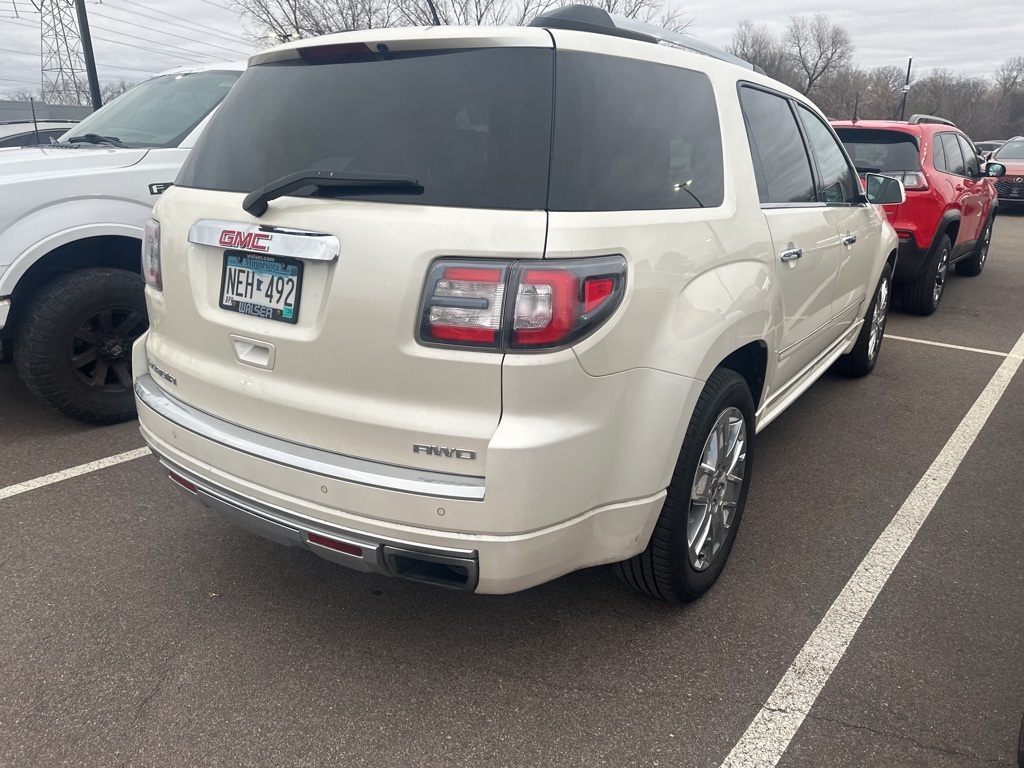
[135,374,485,501]
[188,219,340,261]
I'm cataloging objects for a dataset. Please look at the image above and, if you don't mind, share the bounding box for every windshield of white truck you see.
[60,70,240,149]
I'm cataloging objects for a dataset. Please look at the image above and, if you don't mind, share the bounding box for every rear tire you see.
[955,216,993,277]
[902,234,950,316]
[614,368,755,602]
[835,264,892,378]
[15,268,148,425]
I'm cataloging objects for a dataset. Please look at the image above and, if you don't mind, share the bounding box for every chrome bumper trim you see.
[134,373,485,500]
[153,452,480,591]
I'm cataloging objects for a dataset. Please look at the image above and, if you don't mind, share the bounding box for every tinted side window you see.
[931,133,947,172]
[739,87,815,205]
[939,133,966,175]
[956,134,981,176]
[549,52,724,211]
[797,105,858,203]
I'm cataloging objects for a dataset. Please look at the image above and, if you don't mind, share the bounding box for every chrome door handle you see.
[780,247,803,262]
[841,234,857,246]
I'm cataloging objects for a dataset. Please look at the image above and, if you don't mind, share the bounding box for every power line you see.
[89,23,234,61]
[105,0,253,49]
[0,46,38,57]
[89,8,250,58]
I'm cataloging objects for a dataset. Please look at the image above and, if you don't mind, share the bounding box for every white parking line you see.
[886,333,1023,359]
[721,327,1024,768]
[0,447,151,501]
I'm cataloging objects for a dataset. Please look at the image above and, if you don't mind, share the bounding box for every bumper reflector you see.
[168,471,197,493]
[307,532,363,558]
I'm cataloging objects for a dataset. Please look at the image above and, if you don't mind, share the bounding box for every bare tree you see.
[234,0,688,41]
[100,80,137,102]
[3,88,41,102]
[728,20,796,86]
[994,55,1024,96]
[784,13,853,95]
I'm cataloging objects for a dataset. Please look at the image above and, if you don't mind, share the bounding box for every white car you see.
[0,120,80,148]
[0,62,243,423]
[134,7,903,601]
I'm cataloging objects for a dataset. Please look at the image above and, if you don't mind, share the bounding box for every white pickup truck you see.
[0,62,242,423]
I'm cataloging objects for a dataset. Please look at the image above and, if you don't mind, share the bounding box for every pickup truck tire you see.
[614,368,755,602]
[902,234,950,316]
[15,268,148,424]
[955,216,993,277]
[835,263,892,378]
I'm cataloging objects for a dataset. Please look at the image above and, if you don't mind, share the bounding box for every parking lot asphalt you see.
[2,210,1023,768]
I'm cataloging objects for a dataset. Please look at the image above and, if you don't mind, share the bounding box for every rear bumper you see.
[894,236,930,283]
[135,373,668,594]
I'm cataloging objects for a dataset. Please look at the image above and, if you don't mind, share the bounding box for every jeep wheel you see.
[902,234,950,316]
[614,369,755,602]
[835,263,891,378]
[15,268,148,424]
[955,217,993,277]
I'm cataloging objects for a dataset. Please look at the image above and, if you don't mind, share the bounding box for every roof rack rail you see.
[908,114,956,127]
[529,5,756,71]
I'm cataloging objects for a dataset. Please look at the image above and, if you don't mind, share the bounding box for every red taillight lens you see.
[419,256,626,351]
[900,171,928,190]
[514,269,577,346]
[422,265,508,346]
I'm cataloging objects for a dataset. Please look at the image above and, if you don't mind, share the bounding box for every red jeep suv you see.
[832,115,1005,315]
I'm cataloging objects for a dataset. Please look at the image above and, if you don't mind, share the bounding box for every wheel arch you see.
[3,232,142,343]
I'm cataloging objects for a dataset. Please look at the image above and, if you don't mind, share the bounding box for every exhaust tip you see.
[382,545,478,591]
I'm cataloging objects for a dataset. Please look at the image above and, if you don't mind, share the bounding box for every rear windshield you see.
[834,128,921,173]
[994,138,1024,160]
[177,48,724,212]
[177,49,554,210]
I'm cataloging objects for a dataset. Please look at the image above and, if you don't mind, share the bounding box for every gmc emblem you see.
[413,444,477,460]
[219,230,271,252]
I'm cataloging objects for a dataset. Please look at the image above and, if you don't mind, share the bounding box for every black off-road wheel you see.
[955,216,993,277]
[835,264,892,378]
[902,234,950,316]
[15,268,148,425]
[614,369,755,602]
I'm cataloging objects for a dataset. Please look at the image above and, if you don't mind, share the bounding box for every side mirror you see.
[864,173,906,205]
[985,162,1006,178]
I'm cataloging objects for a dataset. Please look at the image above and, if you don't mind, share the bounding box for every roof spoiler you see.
[529,5,756,71]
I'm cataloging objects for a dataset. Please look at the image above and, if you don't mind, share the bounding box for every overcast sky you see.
[1,0,1022,99]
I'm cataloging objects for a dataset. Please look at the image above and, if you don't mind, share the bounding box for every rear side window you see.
[956,134,981,176]
[549,52,724,211]
[938,133,966,176]
[796,106,858,203]
[739,86,815,205]
[833,128,921,173]
[177,49,554,210]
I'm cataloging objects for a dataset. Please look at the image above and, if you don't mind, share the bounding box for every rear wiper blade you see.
[242,169,424,217]
[66,133,127,147]
[854,166,882,174]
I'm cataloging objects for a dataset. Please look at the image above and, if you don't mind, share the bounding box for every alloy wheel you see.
[868,277,890,362]
[687,407,747,571]
[933,248,949,306]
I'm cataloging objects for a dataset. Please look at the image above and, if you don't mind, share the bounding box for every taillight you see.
[420,256,626,351]
[899,171,928,190]
[142,218,162,291]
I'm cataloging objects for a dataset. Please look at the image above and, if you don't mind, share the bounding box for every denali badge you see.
[413,444,477,460]
[148,361,177,385]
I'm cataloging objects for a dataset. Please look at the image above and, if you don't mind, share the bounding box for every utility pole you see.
[898,57,913,121]
[74,0,102,109]
[35,1,89,107]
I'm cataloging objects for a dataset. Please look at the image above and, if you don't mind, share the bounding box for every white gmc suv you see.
[133,7,903,601]
[0,63,241,424]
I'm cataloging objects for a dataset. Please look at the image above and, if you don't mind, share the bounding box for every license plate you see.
[219,250,303,323]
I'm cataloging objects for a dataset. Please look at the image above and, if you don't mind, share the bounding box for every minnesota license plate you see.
[219,250,303,323]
